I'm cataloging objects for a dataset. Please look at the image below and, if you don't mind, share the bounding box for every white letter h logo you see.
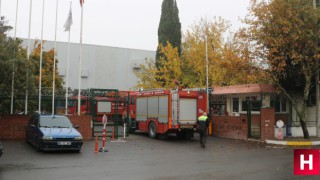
[300,154,313,170]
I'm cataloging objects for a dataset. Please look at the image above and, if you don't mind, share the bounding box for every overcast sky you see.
[0,0,251,51]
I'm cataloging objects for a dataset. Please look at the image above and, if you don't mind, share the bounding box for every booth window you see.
[241,96,261,112]
[270,96,286,112]
[232,97,239,112]
[213,96,226,116]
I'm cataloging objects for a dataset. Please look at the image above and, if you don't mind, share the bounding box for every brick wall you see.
[69,115,92,140]
[0,115,29,140]
[213,115,248,140]
[213,109,286,142]
[0,115,92,140]
[275,114,288,125]
[260,108,275,141]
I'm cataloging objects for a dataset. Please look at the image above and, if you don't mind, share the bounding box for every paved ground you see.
[0,133,319,180]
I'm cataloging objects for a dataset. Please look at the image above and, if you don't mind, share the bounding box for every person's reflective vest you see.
[198,115,208,121]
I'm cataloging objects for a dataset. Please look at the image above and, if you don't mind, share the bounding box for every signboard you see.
[276,120,284,128]
[102,114,107,125]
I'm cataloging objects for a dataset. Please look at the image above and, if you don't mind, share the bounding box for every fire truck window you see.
[67,101,74,107]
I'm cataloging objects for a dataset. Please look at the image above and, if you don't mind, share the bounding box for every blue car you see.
[26,114,83,151]
[0,141,3,157]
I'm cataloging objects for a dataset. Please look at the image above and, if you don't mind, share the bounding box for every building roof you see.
[213,84,276,95]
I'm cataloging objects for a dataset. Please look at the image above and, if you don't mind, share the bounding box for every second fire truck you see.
[131,88,207,138]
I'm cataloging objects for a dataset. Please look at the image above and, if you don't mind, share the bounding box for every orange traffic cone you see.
[94,133,99,153]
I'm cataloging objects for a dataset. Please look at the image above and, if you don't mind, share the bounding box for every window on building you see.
[232,97,239,112]
[241,96,261,112]
[213,96,226,116]
[307,93,316,106]
[270,96,287,112]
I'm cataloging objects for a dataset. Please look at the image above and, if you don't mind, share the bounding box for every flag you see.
[63,8,73,31]
[80,0,84,7]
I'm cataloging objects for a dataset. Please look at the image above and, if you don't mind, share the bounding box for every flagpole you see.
[11,0,19,114]
[78,1,84,115]
[25,0,33,115]
[38,0,45,113]
[0,0,2,19]
[52,0,59,115]
[65,1,72,115]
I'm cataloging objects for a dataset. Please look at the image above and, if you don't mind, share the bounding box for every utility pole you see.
[314,0,320,137]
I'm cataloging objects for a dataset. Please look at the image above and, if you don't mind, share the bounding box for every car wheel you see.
[148,122,157,138]
[36,138,42,152]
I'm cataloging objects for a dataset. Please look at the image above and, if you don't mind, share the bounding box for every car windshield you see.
[39,116,73,128]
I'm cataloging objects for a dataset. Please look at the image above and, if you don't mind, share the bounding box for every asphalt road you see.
[0,133,319,180]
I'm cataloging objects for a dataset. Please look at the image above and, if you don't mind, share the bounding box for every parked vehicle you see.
[67,91,138,120]
[26,114,83,151]
[133,89,207,139]
[0,141,3,157]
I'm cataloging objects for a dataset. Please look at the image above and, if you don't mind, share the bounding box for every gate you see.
[246,100,261,139]
[90,89,129,138]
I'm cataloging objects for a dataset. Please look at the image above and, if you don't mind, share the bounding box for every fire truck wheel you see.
[176,132,185,139]
[129,128,136,134]
[148,122,157,138]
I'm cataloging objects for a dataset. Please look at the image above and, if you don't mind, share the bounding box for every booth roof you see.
[213,84,276,95]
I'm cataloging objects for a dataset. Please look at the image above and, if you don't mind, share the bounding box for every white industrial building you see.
[22,39,155,90]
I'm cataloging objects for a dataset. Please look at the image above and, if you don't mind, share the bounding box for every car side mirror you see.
[73,125,80,129]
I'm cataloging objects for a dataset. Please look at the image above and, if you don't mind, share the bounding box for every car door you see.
[27,116,39,146]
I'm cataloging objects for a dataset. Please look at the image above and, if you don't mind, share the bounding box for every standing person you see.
[197,112,209,148]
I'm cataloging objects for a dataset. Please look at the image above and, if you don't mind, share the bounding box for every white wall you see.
[290,95,317,124]
[21,39,155,90]
[274,126,317,138]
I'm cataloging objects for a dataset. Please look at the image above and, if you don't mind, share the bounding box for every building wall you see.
[274,127,317,138]
[0,115,92,140]
[213,115,248,140]
[290,95,317,126]
[21,39,155,90]
[261,108,275,141]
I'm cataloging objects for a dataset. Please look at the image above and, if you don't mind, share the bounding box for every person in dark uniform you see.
[197,112,209,148]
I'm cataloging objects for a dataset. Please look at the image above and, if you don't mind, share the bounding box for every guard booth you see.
[211,84,288,141]
[90,89,129,138]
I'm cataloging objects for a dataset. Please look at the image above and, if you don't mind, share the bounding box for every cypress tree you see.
[156,0,181,69]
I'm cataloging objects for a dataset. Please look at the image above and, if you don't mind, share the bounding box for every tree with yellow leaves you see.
[135,17,268,90]
[30,41,63,91]
[182,17,268,88]
[135,42,181,89]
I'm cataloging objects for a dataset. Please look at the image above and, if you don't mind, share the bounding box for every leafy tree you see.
[182,18,267,88]
[135,17,267,90]
[0,17,64,114]
[0,17,30,113]
[30,41,63,91]
[135,42,181,89]
[29,41,64,112]
[156,0,181,70]
[243,0,320,138]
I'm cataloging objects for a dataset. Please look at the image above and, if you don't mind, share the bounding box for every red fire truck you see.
[132,89,207,138]
[67,91,139,122]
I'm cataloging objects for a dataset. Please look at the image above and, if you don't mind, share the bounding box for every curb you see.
[266,140,320,146]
